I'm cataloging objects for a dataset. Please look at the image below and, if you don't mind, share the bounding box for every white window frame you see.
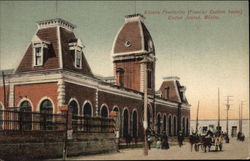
[33,43,43,66]
[32,42,49,67]
[69,39,84,69]
[74,48,82,69]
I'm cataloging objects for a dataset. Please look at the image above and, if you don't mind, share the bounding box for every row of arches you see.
[156,113,189,136]
[0,98,110,130]
[112,106,139,138]
[0,99,189,136]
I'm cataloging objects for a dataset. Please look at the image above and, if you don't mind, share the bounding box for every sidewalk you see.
[59,138,249,160]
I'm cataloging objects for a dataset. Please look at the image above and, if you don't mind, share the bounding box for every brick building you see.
[0,14,190,140]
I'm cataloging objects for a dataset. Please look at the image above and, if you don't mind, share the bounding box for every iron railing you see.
[0,110,115,133]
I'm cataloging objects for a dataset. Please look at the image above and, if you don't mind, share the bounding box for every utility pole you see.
[238,103,241,133]
[225,96,233,141]
[195,101,200,134]
[239,101,244,133]
[140,56,151,156]
[217,88,220,129]
[2,72,7,108]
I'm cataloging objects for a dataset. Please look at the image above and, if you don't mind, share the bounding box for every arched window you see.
[40,99,53,130]
[68,100,78,116]
[132,110,138,137]
[69,99,79,131]
[83,102,92,116]
[186,118,189,136]
[101,105,108,118]
[182,117,186,136]
[173,116,177,136]
[123,109,129,137]
[163,115,166,132]
[168,115,172,136]
[0,103,3,130]
[112,107,120,131]
[113,107,119,112]
[20,101,32,130]
[157,114,161,134]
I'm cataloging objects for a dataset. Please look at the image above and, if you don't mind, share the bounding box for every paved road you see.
[62,138,249,160]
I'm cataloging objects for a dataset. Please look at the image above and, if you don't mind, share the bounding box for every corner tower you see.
[112,14,156,94]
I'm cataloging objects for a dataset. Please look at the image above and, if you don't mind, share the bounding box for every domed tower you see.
[112,14,156,94]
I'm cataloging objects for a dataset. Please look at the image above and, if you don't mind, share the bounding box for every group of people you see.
[237,131,245,141]
[147,130,170,150]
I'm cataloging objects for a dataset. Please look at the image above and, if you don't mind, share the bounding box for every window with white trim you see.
[75,49,82,68]
[69,39,84,69]
[32,42,49,67]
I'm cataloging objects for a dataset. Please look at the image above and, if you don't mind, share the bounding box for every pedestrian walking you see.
[178,131,184,147]
[161,131,169,149]
[147,135,153,150]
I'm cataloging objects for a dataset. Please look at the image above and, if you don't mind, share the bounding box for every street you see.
[60,138,249,160]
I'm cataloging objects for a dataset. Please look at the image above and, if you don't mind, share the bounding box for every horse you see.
[189,134,200,152]
[200,135,212,152]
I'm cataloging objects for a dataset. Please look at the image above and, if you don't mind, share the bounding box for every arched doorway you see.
[83,102,92,116]
[163,115,166,132]
[123,109,129,137]
[168,115,172,136]
[20,101,32,130]
[132,110,138,137]
[100,105,108,118]
[40,99,53,130]
[157,114,161,135]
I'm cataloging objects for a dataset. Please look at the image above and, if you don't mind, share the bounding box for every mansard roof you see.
[159,76,189,104]
[15,18,93,77]
[112,14,155,55]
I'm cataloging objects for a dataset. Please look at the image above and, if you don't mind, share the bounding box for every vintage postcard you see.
[0,1,249,160]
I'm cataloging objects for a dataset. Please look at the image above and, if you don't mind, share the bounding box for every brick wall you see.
[14,83,58,112]
[0,131,116,160]
[65,82,96,114]
[115,61,141,91]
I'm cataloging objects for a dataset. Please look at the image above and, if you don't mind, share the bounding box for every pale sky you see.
[0,1,249,120]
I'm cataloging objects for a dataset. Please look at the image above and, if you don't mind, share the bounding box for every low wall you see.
[0,131,117,161]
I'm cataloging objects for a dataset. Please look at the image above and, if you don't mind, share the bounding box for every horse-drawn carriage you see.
[190,132,223,152]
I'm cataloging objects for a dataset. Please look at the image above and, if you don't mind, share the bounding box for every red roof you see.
[112,14,155,55]
[16,19,93,77]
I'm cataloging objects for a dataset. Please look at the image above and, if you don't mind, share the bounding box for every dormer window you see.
[75,49,82,68]
[35,46,42,66]
[32,35,50,67]
[69,38,84,69]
